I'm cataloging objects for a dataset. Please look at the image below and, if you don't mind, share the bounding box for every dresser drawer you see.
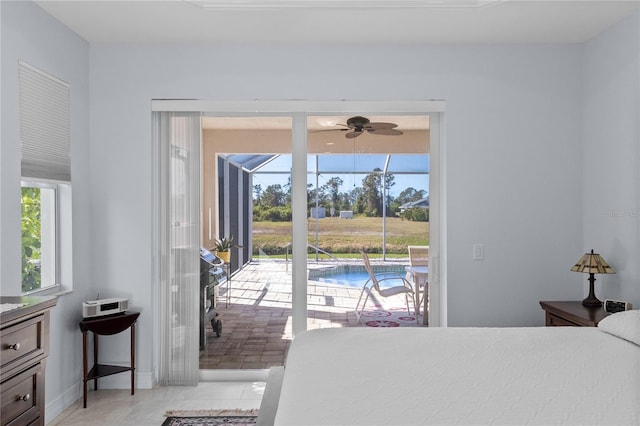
[1,315,46,373]
[1,362,42,426]
[547,312,581,327]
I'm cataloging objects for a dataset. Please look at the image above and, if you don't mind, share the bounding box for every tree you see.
[361,169,382,216]
[352,187,366,214]
[262,184,286,207]
[383,173,396,217]
[313,182,329,208]
[282,176,292,206]
[325,177,343,210]
[253,184,263,207]
[338,191,353,212]
[306,183,314,209]
[360,169,395,217]
[21,187,41,292]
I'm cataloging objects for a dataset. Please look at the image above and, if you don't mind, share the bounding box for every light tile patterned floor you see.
[49,382,264,425]
[199,259,422,369]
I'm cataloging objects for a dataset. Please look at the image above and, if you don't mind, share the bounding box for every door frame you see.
[151,99,447,351]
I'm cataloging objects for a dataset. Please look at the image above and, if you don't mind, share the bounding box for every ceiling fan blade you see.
[367,128,404,136]
[365,122,398,130]
[345,130,363,139]
[309,128,348,133]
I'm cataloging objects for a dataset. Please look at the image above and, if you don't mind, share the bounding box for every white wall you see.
[583,11,640,304]
[2,1,638,421]
[88,42,585,333]
[0,1,93,422]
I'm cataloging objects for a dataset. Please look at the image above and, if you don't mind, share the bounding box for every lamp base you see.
[582,273,602,307]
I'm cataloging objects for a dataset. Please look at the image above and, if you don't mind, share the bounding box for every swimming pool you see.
[308,265,406,288]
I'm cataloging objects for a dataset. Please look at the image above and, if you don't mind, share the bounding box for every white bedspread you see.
[274,327,640,425]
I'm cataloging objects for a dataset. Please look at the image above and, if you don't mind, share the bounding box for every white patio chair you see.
[408,245,429,267]
[406,245,429,307]
[354,250,416,324]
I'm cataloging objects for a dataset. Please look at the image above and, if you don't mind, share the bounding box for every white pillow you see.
[598,309,640,345]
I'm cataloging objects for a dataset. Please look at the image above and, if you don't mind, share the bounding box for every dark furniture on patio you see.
[200,247,226,349]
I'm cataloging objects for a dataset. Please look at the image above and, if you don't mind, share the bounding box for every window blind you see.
[19,61,71,182]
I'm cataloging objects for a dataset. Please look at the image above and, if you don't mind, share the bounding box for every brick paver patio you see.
[199,258,423,370]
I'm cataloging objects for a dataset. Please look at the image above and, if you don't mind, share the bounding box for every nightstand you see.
[539,301,610,327]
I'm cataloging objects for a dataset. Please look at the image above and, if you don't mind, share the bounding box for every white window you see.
[21,181,57,292]
[19,61,72,295]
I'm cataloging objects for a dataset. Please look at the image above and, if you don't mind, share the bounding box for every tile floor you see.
[199,258,423,369]
[49,381,264,425]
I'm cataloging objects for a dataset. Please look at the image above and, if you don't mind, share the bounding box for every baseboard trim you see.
[93,370,154,389]
[45,381,81,425]
[45,370,154,424]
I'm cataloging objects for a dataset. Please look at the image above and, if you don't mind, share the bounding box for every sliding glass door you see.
[152,101,444,380]
[200,117,294,370]
[305,115,431,328]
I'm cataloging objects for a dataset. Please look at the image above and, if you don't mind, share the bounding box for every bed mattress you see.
[274,327,640,425]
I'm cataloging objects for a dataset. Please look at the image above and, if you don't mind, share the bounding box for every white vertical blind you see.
[156,112,201,385]
[19,61,71,181]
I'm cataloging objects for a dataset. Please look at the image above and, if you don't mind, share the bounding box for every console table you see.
[79,311,139,408]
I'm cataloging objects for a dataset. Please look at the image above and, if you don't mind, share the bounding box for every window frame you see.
[21,178,71,295]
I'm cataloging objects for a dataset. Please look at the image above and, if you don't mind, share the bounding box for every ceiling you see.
[203,115,429,130]
[204,114,430,155]
[35,0,639,44]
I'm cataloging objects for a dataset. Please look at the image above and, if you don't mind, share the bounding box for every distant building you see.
[339,210,353,219]
[398,196,429,212]
[310,207,326,218]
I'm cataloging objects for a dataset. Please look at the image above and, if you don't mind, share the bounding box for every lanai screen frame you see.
[244,152,430,259]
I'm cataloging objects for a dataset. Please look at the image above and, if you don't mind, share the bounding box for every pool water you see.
[309,265,406,288]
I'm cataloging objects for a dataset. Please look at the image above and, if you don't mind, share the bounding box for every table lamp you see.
[570,249,615,307]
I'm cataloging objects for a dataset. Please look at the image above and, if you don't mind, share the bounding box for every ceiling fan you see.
[323,116,404,139]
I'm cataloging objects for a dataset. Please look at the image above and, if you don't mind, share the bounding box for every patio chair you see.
[408,245,429,267]
[406,245,429,292]
[354,250,416,324]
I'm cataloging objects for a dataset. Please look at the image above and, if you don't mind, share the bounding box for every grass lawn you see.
[253,216,429,256]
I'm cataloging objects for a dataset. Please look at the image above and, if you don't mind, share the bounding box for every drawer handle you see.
[18,394,31,402]
[7,343,21,351]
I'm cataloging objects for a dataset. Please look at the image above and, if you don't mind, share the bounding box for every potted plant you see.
[213,235,241,263]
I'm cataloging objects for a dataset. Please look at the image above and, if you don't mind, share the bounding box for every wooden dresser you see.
[1,296,57,426]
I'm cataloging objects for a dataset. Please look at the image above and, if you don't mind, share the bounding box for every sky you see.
[251,154,429,198]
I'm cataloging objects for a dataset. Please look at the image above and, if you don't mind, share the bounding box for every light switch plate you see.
[473,244,484,260]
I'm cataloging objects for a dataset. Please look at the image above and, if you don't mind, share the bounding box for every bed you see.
[273,310,640,425]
